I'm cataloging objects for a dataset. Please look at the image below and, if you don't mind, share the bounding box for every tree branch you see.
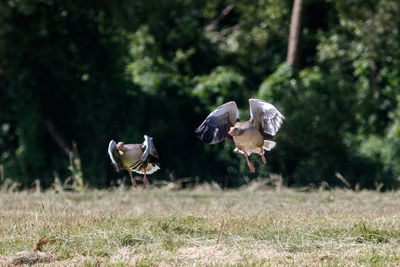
[45,120,71,155]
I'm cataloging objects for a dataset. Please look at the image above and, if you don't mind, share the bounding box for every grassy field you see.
[1,184,400,266]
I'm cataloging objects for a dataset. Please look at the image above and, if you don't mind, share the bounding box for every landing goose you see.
[195,99,285,172]
[108,135,160,187]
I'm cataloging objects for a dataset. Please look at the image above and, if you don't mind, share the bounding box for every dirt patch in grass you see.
[1,250,56,266]
[1,236,57,265]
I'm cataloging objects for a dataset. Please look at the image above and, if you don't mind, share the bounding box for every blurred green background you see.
[1,0,399,190]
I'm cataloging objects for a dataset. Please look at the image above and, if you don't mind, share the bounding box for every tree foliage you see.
[0,0,399,189]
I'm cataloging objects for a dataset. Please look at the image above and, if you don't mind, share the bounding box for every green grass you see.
[1,186,400,265]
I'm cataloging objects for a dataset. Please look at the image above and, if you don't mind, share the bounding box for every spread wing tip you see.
[108,140,122,172]
[142,135,159,161]
[195,123,226,144]
[195,101,239,144]
[249,98,285,136]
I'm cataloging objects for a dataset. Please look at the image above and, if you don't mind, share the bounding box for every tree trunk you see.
[286,0,303,70]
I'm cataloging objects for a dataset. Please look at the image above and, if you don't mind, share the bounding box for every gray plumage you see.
[108,140,123,172]
[108,135,160,187]
[195,98,285,173]
[195,101,239,144]
[195,99,285,145]
[249,98,285,137]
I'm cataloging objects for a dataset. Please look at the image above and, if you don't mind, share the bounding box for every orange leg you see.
[260,146,266,165]
[128,169,137,188]
[143,169,149,185]
[244,152,255,173]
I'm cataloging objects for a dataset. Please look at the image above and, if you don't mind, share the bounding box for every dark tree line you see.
[1,0,400,190]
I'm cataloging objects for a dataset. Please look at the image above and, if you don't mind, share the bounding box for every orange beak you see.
[117,142,123,151]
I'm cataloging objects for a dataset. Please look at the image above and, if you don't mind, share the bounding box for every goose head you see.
[117,142,126,152]
[228,126,242,136]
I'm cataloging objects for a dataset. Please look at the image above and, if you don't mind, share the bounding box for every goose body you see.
[195,99,284,172]
[108,135,160,187]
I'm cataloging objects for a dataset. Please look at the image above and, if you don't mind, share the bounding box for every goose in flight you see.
[195,99,285,172]
[108,135,160,187]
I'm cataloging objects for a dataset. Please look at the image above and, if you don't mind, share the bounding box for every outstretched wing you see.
[195,101,239,144]
[108,140,123,172]
[249,98,285,138]
[136,135,160,174]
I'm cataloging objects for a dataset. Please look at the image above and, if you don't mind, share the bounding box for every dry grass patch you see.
[178,245,242,265]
